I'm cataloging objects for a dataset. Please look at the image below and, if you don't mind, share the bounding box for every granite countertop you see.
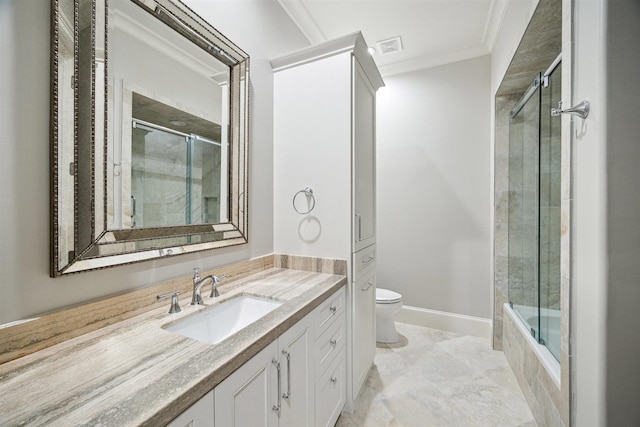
[0,267,347,426]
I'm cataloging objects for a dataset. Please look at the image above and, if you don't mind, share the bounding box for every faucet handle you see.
[210,274,227,298]
[157,291,182,314]
[193,267,200,281]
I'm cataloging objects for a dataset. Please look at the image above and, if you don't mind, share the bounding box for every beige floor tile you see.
[336,322,536,427]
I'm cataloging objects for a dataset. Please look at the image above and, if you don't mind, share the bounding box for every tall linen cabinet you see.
[272,32,384,412]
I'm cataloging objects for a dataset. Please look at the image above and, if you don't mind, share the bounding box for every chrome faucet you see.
[209,274,227,298]
[191,268,226,305]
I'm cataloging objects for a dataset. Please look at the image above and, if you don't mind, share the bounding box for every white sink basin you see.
[166,295,283,345]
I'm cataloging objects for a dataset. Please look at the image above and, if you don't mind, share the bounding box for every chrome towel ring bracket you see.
[293,187,316,215]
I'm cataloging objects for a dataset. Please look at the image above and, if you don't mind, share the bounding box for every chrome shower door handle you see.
[282,350,291,400]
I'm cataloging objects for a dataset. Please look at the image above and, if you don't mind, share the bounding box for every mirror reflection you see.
[51,0,250,276]
[130,95,228,229]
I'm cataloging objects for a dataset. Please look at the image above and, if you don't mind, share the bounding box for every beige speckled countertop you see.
[0,267,346,426]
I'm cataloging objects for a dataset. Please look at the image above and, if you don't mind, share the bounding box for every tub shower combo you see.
[507,54,562,365]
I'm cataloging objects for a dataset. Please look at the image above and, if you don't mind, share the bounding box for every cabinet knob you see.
[330,377,337,384]
[329,306,337,314]
[330,339,337,347]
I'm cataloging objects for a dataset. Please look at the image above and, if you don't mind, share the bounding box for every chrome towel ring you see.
[293,187,316,215]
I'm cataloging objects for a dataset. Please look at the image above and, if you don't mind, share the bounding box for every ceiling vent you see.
[376,36,403,56]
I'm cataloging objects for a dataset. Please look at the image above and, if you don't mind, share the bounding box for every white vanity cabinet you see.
[272,31,383,409]
[213,340,279,427]
[352,59,377,253]
[166,390,214,427]
[352,252,376,395]
[278,312,315,427]
[211,286,345,427]
[314,285,347,427]
[214,314,313,427]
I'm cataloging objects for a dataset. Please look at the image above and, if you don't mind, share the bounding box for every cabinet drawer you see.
[315,287,345,336]
[315,352,346,427]
[315,311,345,376]
[167,389,214,427]
[353,245,376,280]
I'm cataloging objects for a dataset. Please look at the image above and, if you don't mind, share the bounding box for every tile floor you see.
[336,322,536,427]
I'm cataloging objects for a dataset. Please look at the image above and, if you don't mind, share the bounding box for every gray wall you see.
[376,55,492,319]
[605,0,640,424]
[0,0,308,324]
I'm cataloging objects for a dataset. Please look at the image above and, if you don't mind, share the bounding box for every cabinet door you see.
[352,266,376,399]
[315,350,346,427]
[166,390,214,427]
[214,341,279,427]
[279,313,314,427]
[353,57,376,252]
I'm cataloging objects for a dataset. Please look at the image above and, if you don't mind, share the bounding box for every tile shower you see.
[507,60,562,362]
[492,0,570,425]
[131,120,224,228]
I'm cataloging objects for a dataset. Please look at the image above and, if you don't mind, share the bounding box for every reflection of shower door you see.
[508,60,561,362]
[131,120,223,228]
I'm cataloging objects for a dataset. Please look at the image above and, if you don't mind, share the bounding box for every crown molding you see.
[482,0,510,51]
[378,44,490,77]
[276,0,326,44]
[111,8,225,80]
[270,31,384,90]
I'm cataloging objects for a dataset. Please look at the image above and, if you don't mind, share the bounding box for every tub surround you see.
[504,303,569,426]
[0,256,346,426]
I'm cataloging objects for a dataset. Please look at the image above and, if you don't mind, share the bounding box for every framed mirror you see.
[51,0,250,276]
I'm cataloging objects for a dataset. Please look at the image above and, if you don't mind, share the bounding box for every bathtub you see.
[504,303,561,387]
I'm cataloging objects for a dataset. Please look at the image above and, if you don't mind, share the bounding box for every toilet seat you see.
[376,288,402,304]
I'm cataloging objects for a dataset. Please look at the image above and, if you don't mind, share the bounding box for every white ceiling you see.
[277,0,508,76]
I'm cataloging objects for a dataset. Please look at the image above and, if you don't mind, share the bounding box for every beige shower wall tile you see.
[503,305,569,427]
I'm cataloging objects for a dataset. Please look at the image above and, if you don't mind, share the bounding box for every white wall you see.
[0,0,308,324]
[571,0,608,424]
[376,55,491,319]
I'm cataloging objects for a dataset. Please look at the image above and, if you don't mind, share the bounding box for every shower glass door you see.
[508,73,542,340]
[539,63,561,360]
[131,121,225,228]
[508,61,561,362]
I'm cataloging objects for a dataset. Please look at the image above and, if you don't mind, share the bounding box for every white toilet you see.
[375,288,403,343]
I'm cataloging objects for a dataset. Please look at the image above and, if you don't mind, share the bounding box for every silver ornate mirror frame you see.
[51,0,250,276]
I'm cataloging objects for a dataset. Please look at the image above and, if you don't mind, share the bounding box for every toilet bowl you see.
[375,288,403,343]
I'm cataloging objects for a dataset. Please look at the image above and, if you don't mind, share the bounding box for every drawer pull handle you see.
[282,350,291,400]
[361,255,374,265]
[330,339,337,347]
[361,282,373,292]
[272,359,281,414]
[330,377,337,384]
[329,306,337,314]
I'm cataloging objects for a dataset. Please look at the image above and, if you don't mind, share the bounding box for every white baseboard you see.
[395,305,492,340]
